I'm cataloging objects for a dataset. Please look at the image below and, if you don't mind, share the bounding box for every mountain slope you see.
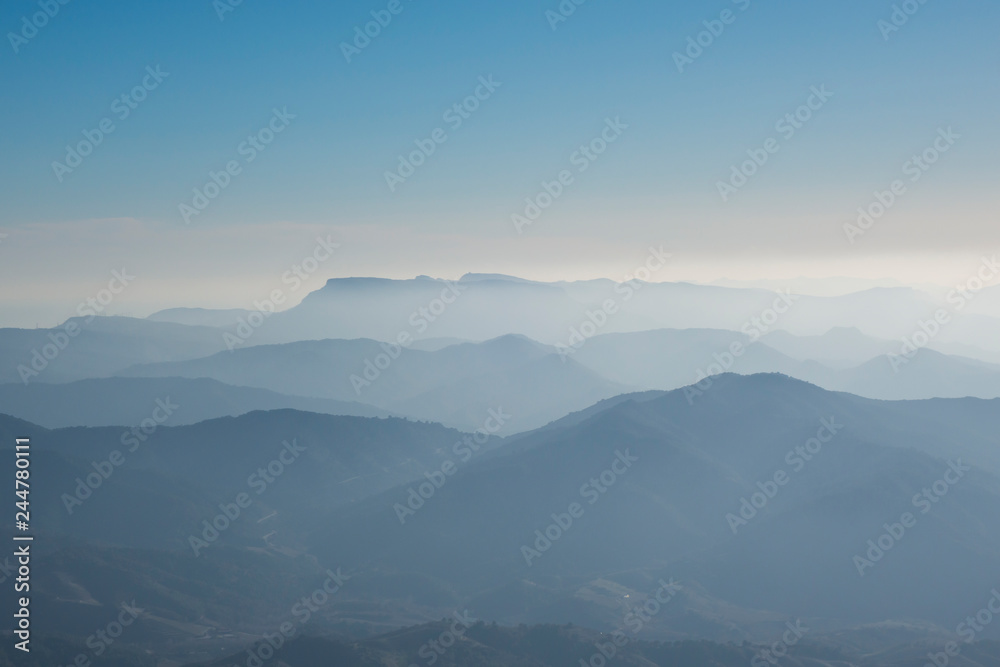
[569,328,1000,402]
[5,376,1000,659]
[307,374,1000,633]
[0,376,389,428]
[0,410,493,550]
[0,316,229,383]
[116,335,629,432]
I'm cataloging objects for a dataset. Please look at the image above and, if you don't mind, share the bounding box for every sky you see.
[0,0,997,326]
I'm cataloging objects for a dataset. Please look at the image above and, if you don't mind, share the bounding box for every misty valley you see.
[1,275,1000,666]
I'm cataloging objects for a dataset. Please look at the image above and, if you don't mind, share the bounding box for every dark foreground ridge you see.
[3,622,999,667]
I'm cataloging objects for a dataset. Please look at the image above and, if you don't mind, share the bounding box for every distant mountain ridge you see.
[107,328,1000,433]
[137,274,1000,355]
[0,376,391,428]
[116,334,629,432]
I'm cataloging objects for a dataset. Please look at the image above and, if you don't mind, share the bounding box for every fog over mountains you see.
[3,374,1000,665]
[143,274,1000,355]
[2,275,1000,665]
[4,275,1000,432]
[8,1,998,662]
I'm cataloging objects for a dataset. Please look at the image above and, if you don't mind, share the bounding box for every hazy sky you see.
[1,0,997,326]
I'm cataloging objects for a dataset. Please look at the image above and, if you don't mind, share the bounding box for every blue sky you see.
[1,0,998,324]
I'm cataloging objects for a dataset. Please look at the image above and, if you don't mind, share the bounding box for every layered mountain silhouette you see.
[142,274,1000,358]
[4,275,1000,665]
[0,316,229,383]
[103,328,1000,435]
[116,334,628,432]
[0,376,391,428]
[4,374,1000,665]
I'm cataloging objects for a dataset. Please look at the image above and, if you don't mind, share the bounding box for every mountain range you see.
[4,275,1000,665]
[4,374,1000,664]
